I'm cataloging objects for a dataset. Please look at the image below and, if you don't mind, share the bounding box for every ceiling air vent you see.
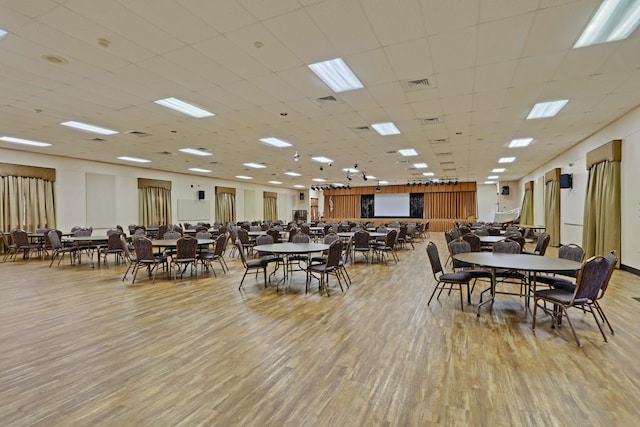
[420,117,440,125]
[385,150,397,155]
[125,130,150,137]
[408,78,430,87]
[352,126,371,133]
[431,138,448,144]
[316,95,337,103]
[90,137,107,142]
[157,151,175,156]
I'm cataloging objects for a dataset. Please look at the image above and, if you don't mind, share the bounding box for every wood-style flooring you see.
[1,235,639,426]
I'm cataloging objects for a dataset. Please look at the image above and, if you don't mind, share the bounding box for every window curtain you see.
[544,169,560,247]
[520,181,534,226]
[263,192,277,222]
[582,140,621,258]
[216,192,236,223]
[0,175,56,231]
[139,186,171,225]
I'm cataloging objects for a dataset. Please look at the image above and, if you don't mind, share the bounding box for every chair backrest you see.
[156,225,169,239]
[458,226,471,236]
[107,232,122,250]
[133,237,154,261]
[449,239,472,269]
[487,228,501,236]
[426,242,444,278]
[534,233,551,255]
[558,244,585,262]
[353,230,370,249]
[323,233,340,245]
[507,235,526,252]
[11,229,28,247]
[213,234,227,256]
[397,226,407,240]
[505,225,519,233]
[119,234,133,260]
[237,228,251,244]
[256,234,274,246]
[292,233,310,243]
[493,239,521,254]
[326,239,343,268]
[163,231,181,240]
[288,228,298,242]
[235,239,248,267]
[385,229,397,247]
[474,229,489,236]
[599,250,619,296]
[74,228,93,237]
[462,233,481,252]
[573,256,612,302]
[250,225,261,232]
[47,230,62,250]
[196,231,212,239]
[106,228,120,236]
[266,229,280,242]
[342,237,353,264]
[176,236,197,259]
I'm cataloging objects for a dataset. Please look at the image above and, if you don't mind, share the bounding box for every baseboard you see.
[621,264,640,277]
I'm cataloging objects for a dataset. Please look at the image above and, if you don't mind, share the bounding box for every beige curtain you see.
[520,184,534,226]
[139,186,171,225]
[323,194,360,219]
[583,160,620,258]
[216,192,236,223]
[0,176,56,231]
[424,191,476,219]
[544,180,560,246]
[263,194,277,221]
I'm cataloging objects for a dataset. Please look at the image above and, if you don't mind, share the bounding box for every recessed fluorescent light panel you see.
[0,28,7,38]
[526,100,569,119]
[484,181,496,184]
[118,156,150,163]
[379,180,389,184]
[492,168,506,173]
[574,0,640,48]
[243,162,267,169]
[487,175,499,179]
[366,176,376,180]
[312,178,326,182]
[179,148,212,156]
[414,163,429,169]
[259,137,292,147]
[189,168,211,173]
[342,168,358,173]
[60,121,118,135]
[293,184,305,188]
[499,157,516,163]
[154,97,214,118]
[307,58,364,93]
[235,175,252,180]
[508,138,533,148]
[285,171,302,177]
[398,148,418,156]
[371,122,401,136]
[422,172,435,177]
[268,181,283,185]
[311,156,333,163]
[0,136,51,147]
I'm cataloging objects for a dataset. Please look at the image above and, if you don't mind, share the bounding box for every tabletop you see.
[151,238,214,247]
[253,242,329,254]
[453,252,581,272]
[337,232,387,238]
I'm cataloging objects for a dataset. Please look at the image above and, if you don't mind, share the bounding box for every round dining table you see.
[253,242,330,288]
[453,252,582,316]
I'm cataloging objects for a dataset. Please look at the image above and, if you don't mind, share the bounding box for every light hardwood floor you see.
[1,235,639,426]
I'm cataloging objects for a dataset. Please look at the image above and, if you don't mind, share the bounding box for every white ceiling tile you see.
[421,0,480,35]
[384,38,435,80]
[437,68,475,97]
[178,0,257,33]
[479,0,538,22]
[474,61,518,92]
[361,0,426,45]
[476,13,534,65]
[192,36,271,79]
[429,26,477,73]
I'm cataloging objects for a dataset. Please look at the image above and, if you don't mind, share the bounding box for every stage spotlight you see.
[354,163,358,169]
[440,181,445,185]
[453,180,458,185]
[294,151,300,162]
[347,174,352,181]
[362,172,367,181]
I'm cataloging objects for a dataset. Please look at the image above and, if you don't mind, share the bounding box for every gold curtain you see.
[263,193,277,221]
[139,186,171,225]
[216,192,236,223]
[582,160,620,258]
[520,183,534,226]
[544,180,560,246]
[324,194,360,219]
[0,176,56,231]
[424,191,476,219]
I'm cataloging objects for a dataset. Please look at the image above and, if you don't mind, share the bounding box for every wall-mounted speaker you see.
[501,185,510,196]
[299,192,305,201]
[198,190,205,200]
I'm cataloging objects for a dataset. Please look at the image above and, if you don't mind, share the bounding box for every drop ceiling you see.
[0,0,639,188]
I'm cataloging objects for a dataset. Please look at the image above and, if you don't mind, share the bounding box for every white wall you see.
[518,104,640,269]
[1,148,300,232]
[477,184,499,222]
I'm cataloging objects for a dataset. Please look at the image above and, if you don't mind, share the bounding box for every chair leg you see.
[239,269,249,290]
[559,307,582,348]
[594,301,615,335]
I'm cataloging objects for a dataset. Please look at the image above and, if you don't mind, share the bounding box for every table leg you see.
[477,267,496,316]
